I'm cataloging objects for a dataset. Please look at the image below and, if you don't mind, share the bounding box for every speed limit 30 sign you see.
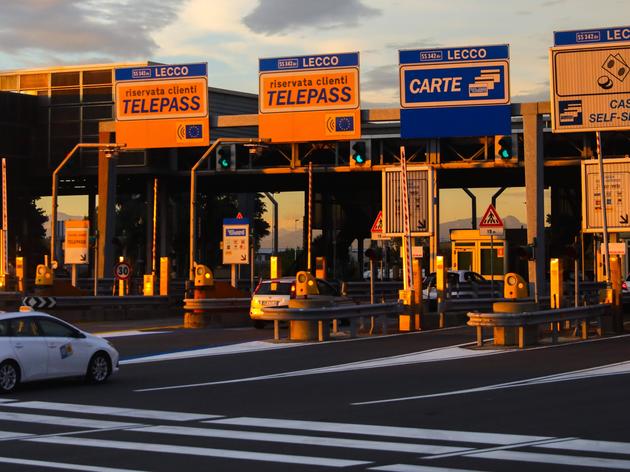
[114,261,132,280]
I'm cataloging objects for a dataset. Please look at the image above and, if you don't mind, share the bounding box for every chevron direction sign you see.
[22,296,57,309]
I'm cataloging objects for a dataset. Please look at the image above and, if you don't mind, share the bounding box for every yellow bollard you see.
[159,257,170,296]
[270,256,281,279]
[436,256,445,328]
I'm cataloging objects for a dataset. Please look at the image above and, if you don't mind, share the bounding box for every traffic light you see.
[216,144,236,171]
[494,135,516,165]
[516,240,537,261]
[350,140,371,168]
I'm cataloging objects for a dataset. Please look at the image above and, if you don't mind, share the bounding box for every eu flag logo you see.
[185,124,203,139]
[335,116,354,132]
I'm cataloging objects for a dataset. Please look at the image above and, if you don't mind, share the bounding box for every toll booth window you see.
[257,282,292,295]
[480,249,504,276]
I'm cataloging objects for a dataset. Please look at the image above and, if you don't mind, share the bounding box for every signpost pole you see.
[596,132,611,284]
[490,234,494,295]
[2,158,7,278]
[307,162,312,272]
[71,264,77,288]
[400,147,413,292]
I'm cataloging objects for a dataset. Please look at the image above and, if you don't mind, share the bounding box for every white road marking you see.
[135,343,503,392]
[136,425,469,455]
[471,450,630,470]
[96,330,171,339]
[352,359,630,405]
[207,417,550,445]
[0,399,17,404]
[3,401,219,422]
[538,438,630,455]
[121,340,307,365]
[26,436,371,468]
[0,411,143,430]
[0,430,33,440]
[370,465,483,472]
[0,456,147,472]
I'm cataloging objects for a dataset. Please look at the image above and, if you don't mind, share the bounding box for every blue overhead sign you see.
[554,26,630,47]
[259,52,359,72]
[115,63,208,82]
[399,44,511,138]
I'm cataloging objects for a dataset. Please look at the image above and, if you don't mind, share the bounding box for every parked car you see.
[0,309,119,393]
[422,270,497,299]
[249,277,346,328]
[623,274,629,294]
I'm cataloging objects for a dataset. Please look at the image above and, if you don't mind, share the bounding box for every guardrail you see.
[467,304,611,348]
[261,302,403,341]
[183,298,250,311]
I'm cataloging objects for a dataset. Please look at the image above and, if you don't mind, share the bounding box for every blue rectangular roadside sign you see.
[554,26,630,46]
[259,52,359,72]
[115,63,208,82]
[399,44,511,138]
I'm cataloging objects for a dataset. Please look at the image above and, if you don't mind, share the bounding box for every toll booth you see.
[450,229,527,281]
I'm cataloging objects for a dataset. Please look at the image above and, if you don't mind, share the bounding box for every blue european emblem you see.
[335,116,354,132]
[185,124,203,139]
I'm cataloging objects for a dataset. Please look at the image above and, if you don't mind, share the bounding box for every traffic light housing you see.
[494,135,516,165]
[216,144,236,171]
[194,264,214,287]
[516,240,537,261]
[350,140,371,168]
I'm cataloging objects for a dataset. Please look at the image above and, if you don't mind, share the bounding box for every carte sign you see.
[399,45,511,138]
[222,218,250,265]
[64,220,89,265]
[114,63,209,149]
[581,158,630,232]
[258,52,361,142]
[551,26,630,132]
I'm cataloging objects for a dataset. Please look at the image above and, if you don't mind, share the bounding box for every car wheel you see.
[86,352,111,384]
[253,320,266,329]
[0,361,20,393]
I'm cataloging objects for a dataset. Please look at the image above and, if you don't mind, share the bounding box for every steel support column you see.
[522,103,546,300]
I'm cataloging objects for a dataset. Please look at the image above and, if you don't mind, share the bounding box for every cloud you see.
[242,0,380,35]
[0,0,186,62]
[385,38,441,51]
[362,64,398,93]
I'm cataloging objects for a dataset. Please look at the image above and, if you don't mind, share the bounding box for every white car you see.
[0,309,119,393]
[250,277,344,328]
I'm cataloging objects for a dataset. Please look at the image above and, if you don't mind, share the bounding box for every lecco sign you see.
[551,26,630,133]
[399,44,511,138]
[114,63,209,149]
[258,52,361,143]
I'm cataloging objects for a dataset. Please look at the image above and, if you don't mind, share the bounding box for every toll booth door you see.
[480,244,505,280]
[456,250,474,271]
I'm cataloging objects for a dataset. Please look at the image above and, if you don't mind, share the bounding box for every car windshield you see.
[256,282,292,295]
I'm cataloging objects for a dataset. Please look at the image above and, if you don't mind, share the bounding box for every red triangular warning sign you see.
[479,204,504,228]
[371,211,383,232]
[236,212,244,219]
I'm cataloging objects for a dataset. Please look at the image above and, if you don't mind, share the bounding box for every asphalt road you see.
[0,319,629,471]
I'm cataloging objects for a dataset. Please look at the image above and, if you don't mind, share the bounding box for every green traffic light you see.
[218,146,232,169]
[352,142,367,165]
[498,137,512,159]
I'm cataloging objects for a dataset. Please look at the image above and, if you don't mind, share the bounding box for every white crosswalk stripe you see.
[0,399,628,471]
[3,401,219,422]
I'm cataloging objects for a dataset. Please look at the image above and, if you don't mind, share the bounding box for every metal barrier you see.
[183,298,250,311]
[467,304,611,349]
[261,302,403,341]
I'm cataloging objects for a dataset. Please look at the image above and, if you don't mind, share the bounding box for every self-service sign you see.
[399,45,511,138]
[551,26,630,133]
[64,220,89,265]
[222,218,250,265]
[258,52,361,143]
[114,63,209,149]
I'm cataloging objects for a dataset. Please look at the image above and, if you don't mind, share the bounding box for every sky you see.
[8,0,623,247]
